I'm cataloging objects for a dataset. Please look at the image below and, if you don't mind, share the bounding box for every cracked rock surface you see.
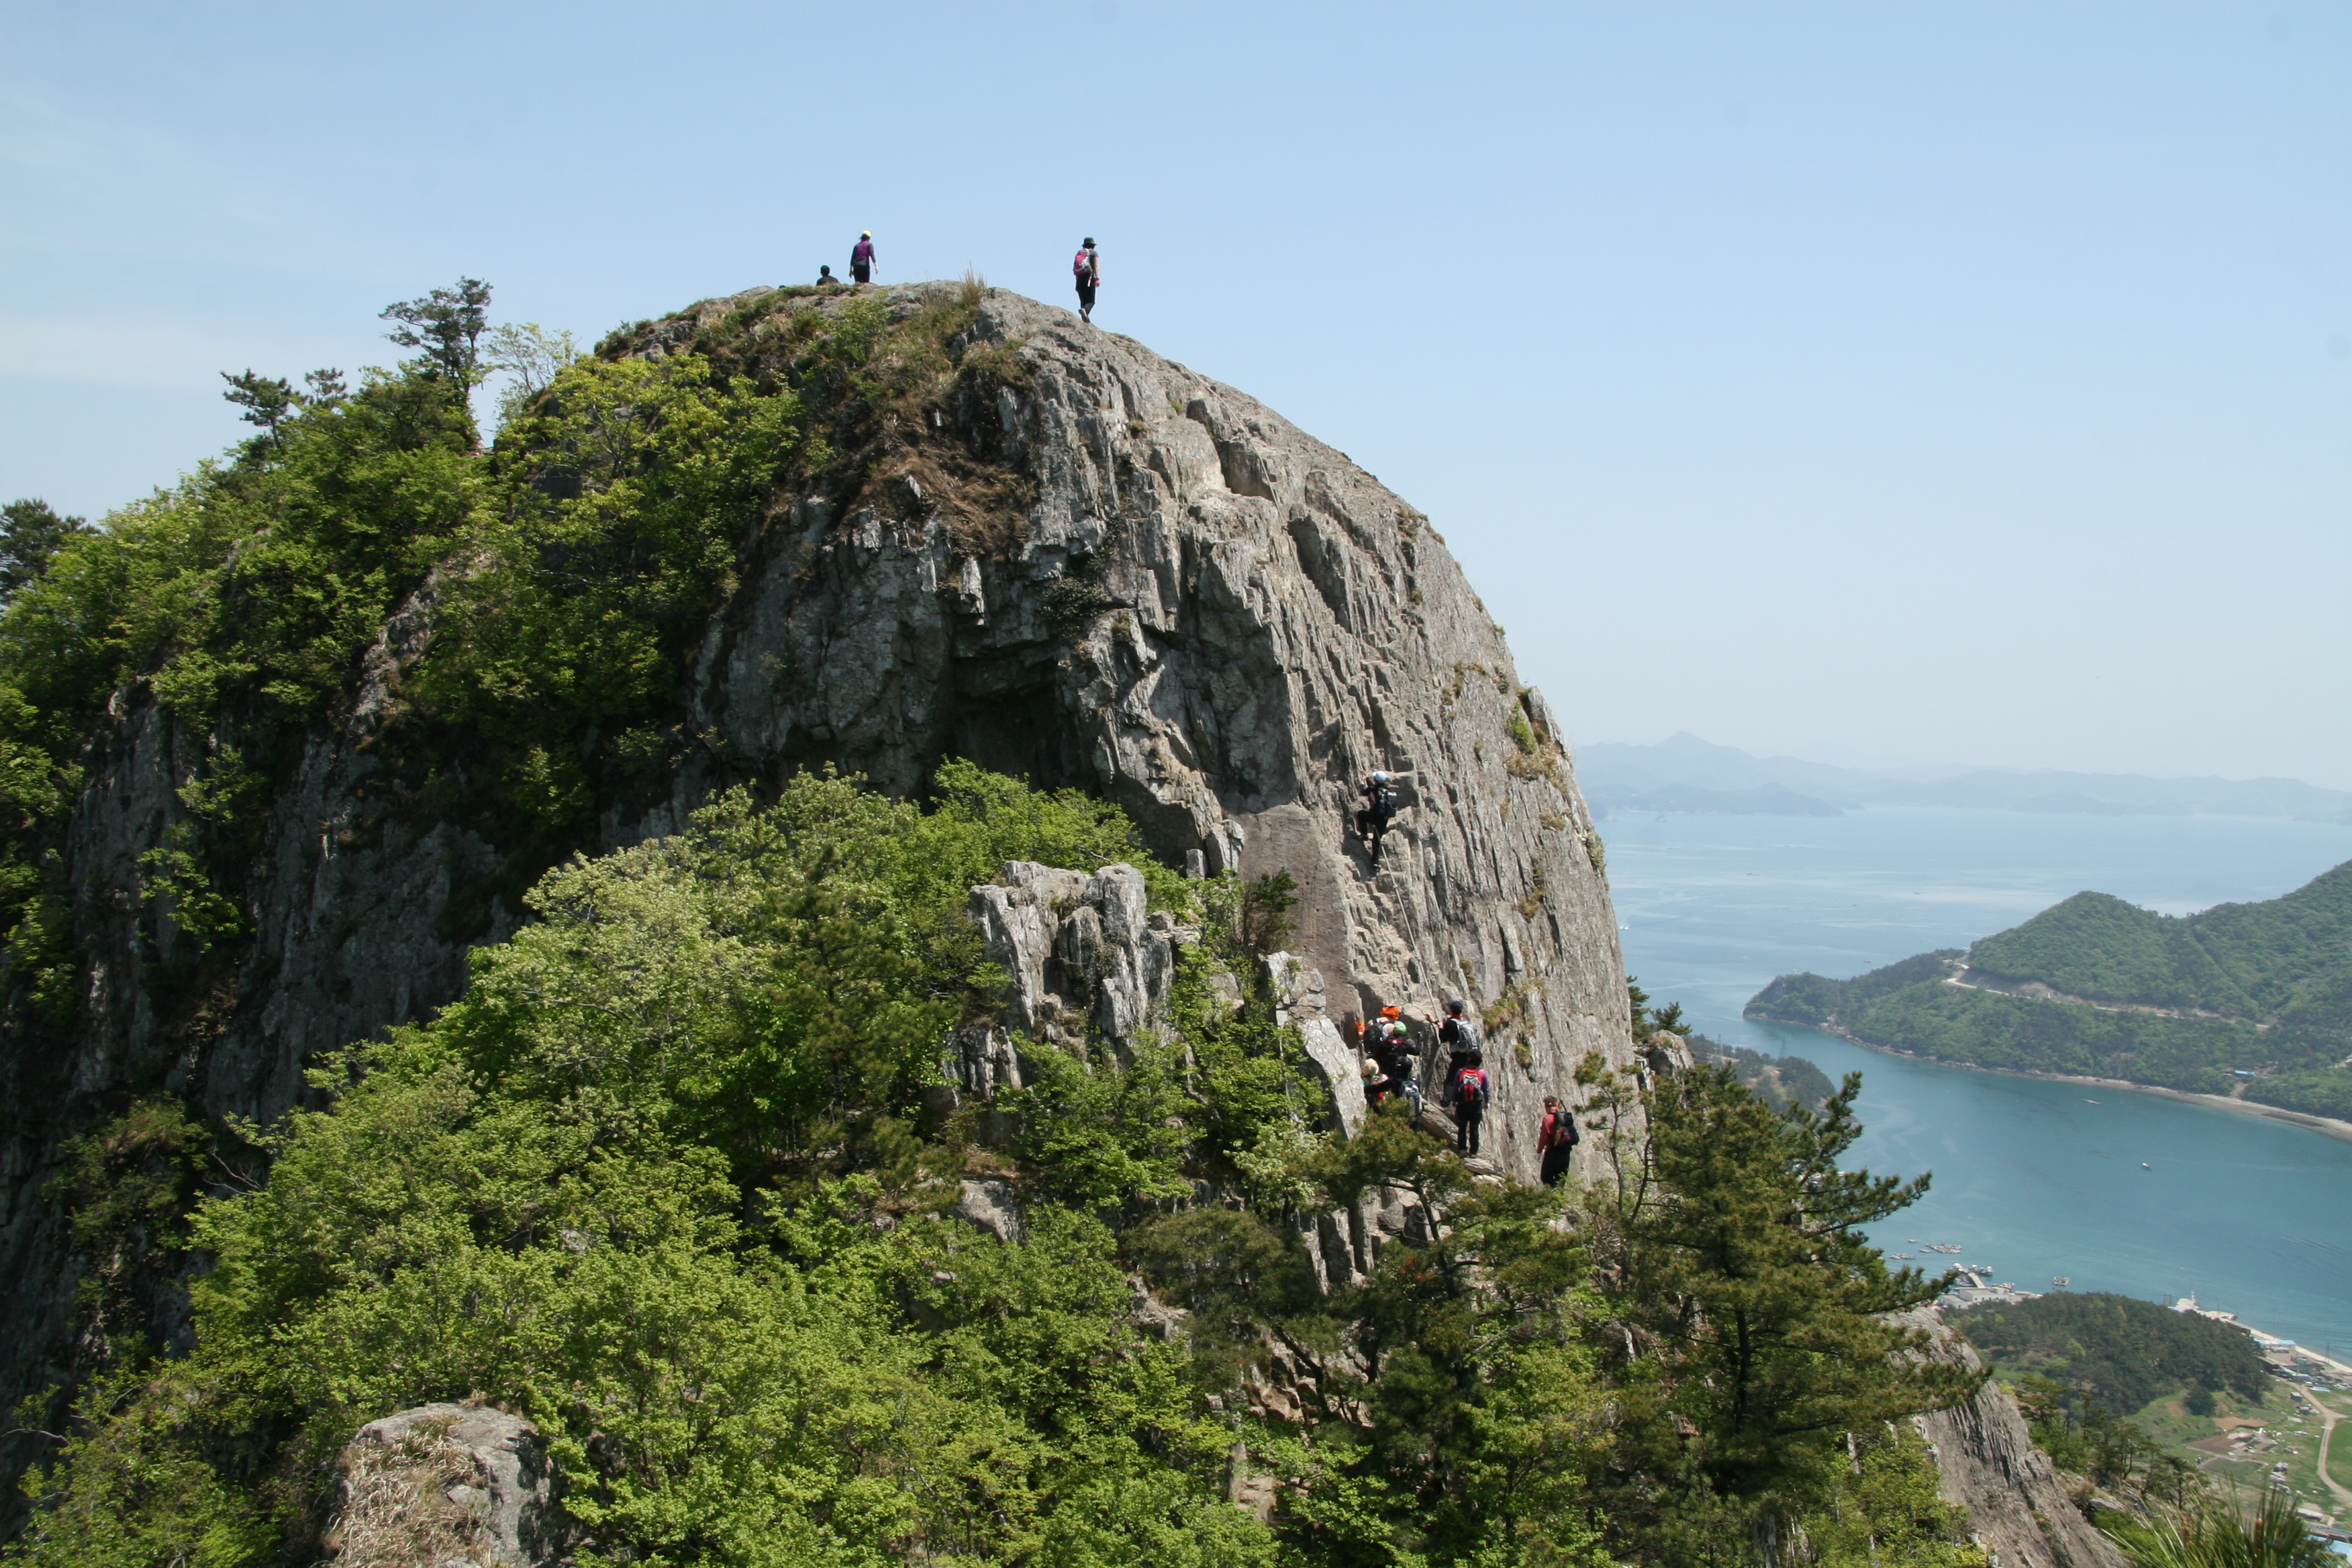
[1899,1309,2128,1568]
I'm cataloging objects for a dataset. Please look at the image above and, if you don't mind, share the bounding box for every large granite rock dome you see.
[642,284,1632,1179]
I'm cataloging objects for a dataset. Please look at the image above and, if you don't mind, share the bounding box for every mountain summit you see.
[0,281,1630,1472]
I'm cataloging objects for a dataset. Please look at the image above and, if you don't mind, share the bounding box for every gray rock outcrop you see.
[0,283,1632,1505]
[332,1403,563,1568]
[1900,1309,2128,1568]
[969,861,1175,1056]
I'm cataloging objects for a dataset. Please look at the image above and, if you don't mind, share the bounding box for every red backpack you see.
[1456,1067,1487,1109]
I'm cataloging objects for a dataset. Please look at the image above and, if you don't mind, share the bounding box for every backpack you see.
[1457,1067,1487,1110]
[1444,1014,1483,1053]
[1073,248,1095,282]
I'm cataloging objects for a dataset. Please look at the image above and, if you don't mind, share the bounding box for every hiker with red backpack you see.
[1538,1095,1579,1185]
[1073,238,1101,322]
[1453,1050,1488,1155]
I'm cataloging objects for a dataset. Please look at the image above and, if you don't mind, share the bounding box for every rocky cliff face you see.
[1901,1310,2128,1568]
[646,285,1629,1163]
[0,283,1631,1499]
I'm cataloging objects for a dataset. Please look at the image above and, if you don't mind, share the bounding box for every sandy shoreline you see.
[1786,1024,2352,1147]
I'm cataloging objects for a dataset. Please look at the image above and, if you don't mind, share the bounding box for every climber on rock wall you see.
[1355,770,1400,867]
[850,231,876,285]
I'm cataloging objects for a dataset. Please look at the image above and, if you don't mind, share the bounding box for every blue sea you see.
[1598,805,2352,1358]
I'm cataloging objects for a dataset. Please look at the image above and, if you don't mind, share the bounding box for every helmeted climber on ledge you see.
[1358,1005,1422,1118]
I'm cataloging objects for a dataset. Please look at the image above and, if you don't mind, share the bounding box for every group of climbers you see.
[808,232,1106,325]
[1353,996,1580,1178]
[1357,1006,1422,1119]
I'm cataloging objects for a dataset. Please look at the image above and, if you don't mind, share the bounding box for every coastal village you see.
[1918,1248,2352,1547]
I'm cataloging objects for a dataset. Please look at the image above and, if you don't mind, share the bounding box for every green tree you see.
[1580,1062,1981,1553]
[0,499,91,601]
[379,276,493,389]
[482,320,579,431]
[218,370,295,444]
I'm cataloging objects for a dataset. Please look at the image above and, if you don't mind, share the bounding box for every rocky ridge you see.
[0,283,1632,1503]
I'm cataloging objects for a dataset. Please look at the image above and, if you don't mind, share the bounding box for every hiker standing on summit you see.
[1073,237,1101,322]
[850,231,877,286]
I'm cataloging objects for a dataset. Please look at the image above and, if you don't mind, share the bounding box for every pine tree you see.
[1583,1061,1981,1549]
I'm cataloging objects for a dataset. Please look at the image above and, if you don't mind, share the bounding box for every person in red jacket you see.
[1537,1095,1579,1186]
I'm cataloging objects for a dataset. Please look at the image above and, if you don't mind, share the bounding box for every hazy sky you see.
[4,3,2346,786]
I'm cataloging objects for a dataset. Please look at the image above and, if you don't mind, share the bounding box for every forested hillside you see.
[1957,1293,2271,1415]
[1747,866,2352,1119]
[9,770,1987,1567]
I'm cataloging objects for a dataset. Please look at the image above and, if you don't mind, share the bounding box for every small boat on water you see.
[2084,1099,2102,1105]
[2142,1163,2152,1169]
[2053,1276,2071,1286]
[1894,1253,1914,1259]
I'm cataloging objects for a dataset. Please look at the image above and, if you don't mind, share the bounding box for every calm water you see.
[1600,805,2352,1357]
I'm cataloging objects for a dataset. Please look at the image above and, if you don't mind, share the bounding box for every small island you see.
[1745,860,2352,1126]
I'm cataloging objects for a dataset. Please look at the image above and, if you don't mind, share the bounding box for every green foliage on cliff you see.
[1746,864,2352,1113]
[0,277,1040,1031]
[13,764,1983,1567]
[1957,1293,2271,1414]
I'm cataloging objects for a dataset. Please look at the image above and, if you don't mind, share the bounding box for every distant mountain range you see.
[1575,733,2352,824]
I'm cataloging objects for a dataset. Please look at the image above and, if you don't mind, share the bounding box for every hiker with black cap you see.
[1073,238,1101,322]
[850,232,877,285]
[1438,999,1482,1106]
[1538,1095,1579,1186]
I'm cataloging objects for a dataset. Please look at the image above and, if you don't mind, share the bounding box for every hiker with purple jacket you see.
[850,232,877,285]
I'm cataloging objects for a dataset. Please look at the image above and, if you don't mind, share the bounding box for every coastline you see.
[1765,1020,2352,1148]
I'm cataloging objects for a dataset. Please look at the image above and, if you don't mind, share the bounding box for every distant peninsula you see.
[1745,860,2352,1126]
[1579,732,2352,824]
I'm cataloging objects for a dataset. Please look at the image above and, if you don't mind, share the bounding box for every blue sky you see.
[3,2,2346,785]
